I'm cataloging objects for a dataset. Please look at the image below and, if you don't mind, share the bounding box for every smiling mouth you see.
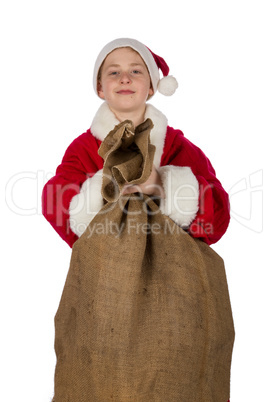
[117,90,135,95]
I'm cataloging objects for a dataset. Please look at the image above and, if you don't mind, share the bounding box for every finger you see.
[122,185,140,195]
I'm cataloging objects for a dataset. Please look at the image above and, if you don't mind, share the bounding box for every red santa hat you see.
[93,38,178,97]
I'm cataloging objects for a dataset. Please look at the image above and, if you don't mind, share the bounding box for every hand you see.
[121,165,165,198]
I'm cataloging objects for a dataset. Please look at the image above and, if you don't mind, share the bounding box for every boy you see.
[42,38,230,248]
[43,38,233,402]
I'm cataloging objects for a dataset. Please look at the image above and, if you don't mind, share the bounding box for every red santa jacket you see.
[42,103,230,247]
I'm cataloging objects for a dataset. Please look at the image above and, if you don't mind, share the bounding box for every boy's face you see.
[98,47,153,117]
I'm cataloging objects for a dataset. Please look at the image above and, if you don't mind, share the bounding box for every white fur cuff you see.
[69,169,104,237]
[158,165,199,228]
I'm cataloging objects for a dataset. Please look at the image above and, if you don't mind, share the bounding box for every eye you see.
[109,71,119,76]
[132,70,141,74]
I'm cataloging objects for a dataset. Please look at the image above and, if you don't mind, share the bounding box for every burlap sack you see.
[53,120,235,401]
[99,118,155,203]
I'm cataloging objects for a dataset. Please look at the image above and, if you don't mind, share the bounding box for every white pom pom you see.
[157,75,178,96]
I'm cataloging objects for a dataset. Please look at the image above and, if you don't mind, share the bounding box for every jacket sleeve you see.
[42,132,104,247]
[158,129,230,245]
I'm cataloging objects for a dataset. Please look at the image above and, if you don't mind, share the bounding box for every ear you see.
[97,81,105,99]
[147,82,154,99]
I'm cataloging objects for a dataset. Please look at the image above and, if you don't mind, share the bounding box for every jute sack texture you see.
[53,119,235,401]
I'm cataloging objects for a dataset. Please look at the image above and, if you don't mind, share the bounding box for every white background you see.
[1,0,267,401]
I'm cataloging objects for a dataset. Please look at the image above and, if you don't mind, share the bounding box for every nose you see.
[120,72,131,84]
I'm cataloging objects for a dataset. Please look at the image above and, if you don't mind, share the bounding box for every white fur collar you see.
[90,102,168,168]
